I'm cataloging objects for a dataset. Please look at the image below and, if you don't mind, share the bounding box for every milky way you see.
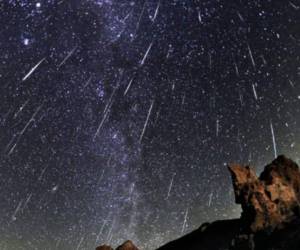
[0,0,300,249]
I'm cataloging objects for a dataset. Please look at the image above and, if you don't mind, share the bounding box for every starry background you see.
[0,0,300,249]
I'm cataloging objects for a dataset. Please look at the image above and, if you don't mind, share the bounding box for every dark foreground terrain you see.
[97,155,300,250]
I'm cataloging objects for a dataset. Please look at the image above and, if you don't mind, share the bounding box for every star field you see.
[0,0,300,249]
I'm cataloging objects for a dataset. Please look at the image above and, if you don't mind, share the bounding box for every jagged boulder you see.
[116,240,139,250]
[96,241,139,250]
[97,155,300,250]
[229,155,300,232]
[96,245,114,250]
[157,155,300,250]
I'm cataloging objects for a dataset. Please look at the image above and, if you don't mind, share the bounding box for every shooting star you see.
[139,100,155,143]
[22,58,45,81]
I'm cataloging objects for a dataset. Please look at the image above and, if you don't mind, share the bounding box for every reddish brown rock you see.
[229,155,300,232]
[96,245,114,250]
[96,241,139,250]
[97,156,300,250]
[116,240,139,250]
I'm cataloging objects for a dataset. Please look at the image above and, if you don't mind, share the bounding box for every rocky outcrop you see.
[229,155,300,232]
[116,240,139,250]
[97,155,300,250]
[96,240,139,250]
[96,246,114,250]
[157,155,300,250]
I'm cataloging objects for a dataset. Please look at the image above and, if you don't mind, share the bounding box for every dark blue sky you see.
[0,0,300,249]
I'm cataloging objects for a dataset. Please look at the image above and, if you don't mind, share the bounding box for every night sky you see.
[0,0,300,249]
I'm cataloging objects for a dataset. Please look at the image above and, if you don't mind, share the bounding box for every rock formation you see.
[96,246,114,250]
[116,240,139,250]
[96,240,139,250]
[97,155,300,250]
[229,155,300,232]
[157,155,300,250]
